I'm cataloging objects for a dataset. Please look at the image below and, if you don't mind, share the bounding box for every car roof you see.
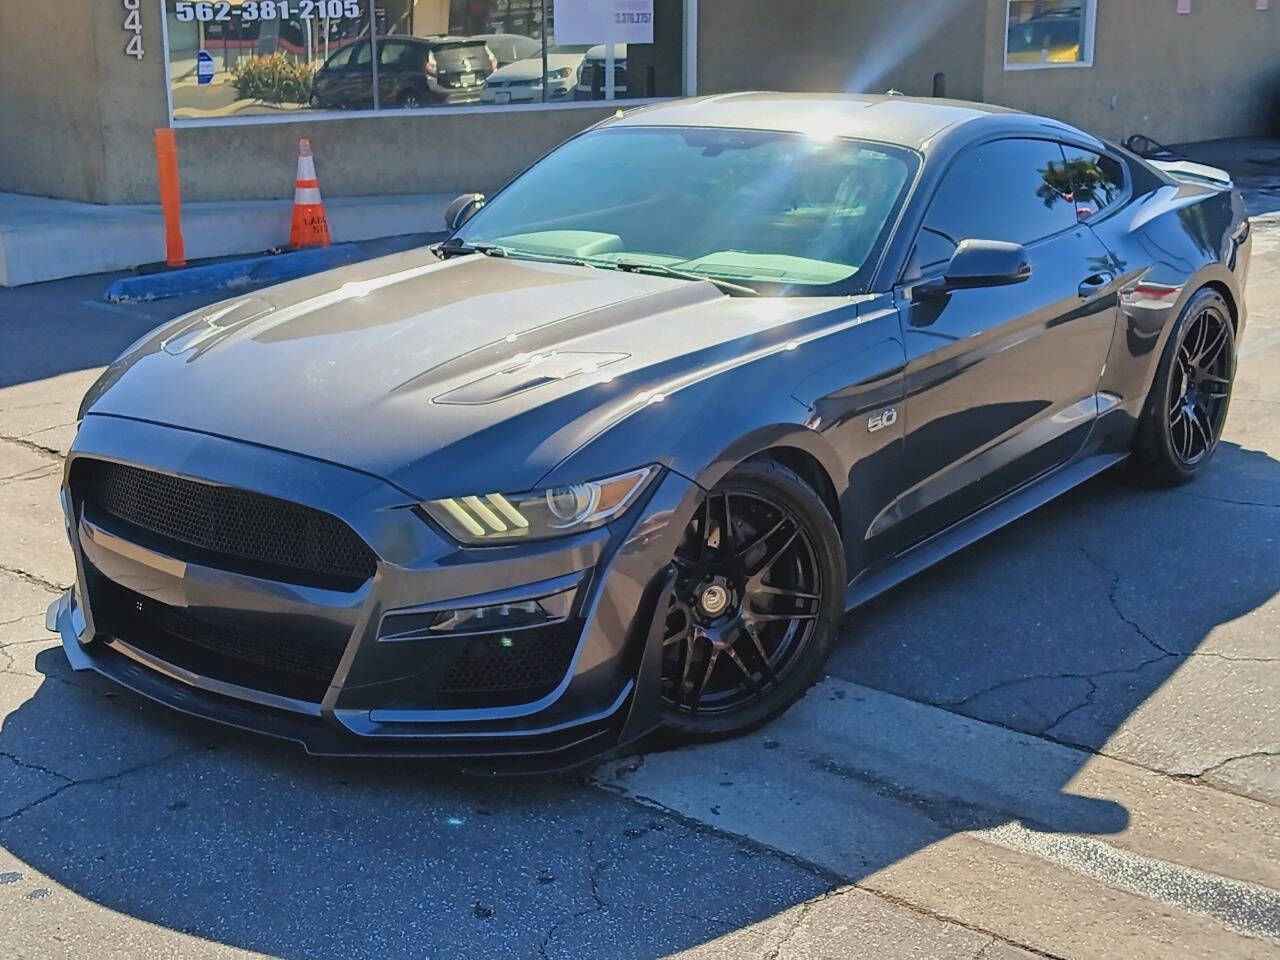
[608,92,1079,152]
[407,35,490,46]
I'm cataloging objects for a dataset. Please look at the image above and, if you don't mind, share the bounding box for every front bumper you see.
[49,415,696,773]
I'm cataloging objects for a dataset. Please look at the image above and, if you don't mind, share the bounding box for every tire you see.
[657,459,845,740]
[399,90,423,109]
[1132,288,1237,485]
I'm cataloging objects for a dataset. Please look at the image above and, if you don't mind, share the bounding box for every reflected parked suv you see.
[575,43,630,99]
[312,36,496,109]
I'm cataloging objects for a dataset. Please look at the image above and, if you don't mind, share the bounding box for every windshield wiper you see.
[611,260,760,297]
[436,240,509,259]
[437,240,589,268]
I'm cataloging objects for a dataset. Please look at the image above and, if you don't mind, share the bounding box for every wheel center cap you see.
[699,584,731,617]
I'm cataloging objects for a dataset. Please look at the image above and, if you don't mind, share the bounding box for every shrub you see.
[232,54,314,104]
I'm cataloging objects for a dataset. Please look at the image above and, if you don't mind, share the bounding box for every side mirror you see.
[444,193,485,232]
[916,240,1031,297]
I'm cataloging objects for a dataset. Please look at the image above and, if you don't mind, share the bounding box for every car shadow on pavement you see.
[1,441,1277,959]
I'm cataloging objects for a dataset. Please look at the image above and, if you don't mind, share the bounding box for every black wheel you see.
[658,460,845,739]
[399,90,423,109]
[1133,288,1236,484]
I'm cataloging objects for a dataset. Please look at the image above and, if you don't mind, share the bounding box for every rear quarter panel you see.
[1086,178,1249,432]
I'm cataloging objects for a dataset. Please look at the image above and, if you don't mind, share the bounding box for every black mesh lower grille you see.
[71,459,377,591]
[90,572,349,703]
[438,621,582,699]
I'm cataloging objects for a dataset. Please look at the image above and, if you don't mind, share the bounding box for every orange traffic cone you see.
[289,139,331,249]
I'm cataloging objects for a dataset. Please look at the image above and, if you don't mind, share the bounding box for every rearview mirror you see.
[916,240,1031,297]
[444,193,485,232]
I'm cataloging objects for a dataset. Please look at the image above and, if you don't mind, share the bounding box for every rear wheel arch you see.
[1202,280,1239,332]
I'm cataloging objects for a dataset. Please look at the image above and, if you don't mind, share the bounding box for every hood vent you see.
[434,351,628,405]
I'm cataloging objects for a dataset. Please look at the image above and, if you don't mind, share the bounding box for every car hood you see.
[85,248,835,499]
[490,53,583,80]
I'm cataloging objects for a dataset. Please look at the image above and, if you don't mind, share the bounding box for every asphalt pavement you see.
[0,142,1277,959]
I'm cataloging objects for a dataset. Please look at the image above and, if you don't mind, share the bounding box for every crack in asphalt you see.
[0,745,202,825]
[0,434,64,462]
[0,463,61,484]
[1171,489,1280,509]
[761,886,840,960]
[938,547,1275,751]
[0,749,75,786]
[536,836,612,960]
[1194,750,1280,780]
[0,562,67,594]
[1079,548,1178,658]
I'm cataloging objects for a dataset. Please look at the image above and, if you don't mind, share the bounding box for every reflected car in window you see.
[52,95,1251,771]
[312,35,495,109]
[476,32,542,67]
[1007,11,1085,64]
[575,43,629,98]
[481,44,593,105]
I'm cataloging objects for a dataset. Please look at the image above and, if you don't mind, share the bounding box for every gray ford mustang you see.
[49,94,1251,771]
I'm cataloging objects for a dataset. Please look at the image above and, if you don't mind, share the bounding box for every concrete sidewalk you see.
[0,191,454,288]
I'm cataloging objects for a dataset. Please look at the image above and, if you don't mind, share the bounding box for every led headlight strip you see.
[436,494,531,538]
[426,466,658,544]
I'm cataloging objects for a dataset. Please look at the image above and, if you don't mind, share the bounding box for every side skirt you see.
[844,451,1128,610]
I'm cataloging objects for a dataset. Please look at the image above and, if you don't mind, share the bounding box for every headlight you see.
[545,67,574,81]
[424,466,659,544]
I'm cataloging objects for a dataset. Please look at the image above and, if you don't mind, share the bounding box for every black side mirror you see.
[916,240,1031,297]
[444,193,485,232]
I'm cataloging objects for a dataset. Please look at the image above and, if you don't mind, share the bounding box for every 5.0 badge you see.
[868,407,899,433]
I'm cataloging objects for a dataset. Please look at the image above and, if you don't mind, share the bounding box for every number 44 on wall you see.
[123,0,144,60]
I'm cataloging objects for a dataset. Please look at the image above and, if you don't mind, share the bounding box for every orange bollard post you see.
[154,128,186,268]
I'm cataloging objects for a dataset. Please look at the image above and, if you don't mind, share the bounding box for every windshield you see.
[453,126,918,296]
[435,43,490,70]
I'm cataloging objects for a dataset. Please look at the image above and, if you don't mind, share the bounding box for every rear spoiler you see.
[1149,159,1234,190]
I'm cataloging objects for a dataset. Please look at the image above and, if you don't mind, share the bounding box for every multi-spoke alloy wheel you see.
[1135,288,1237,484]
[1168,305,1233,465]
[658,460,844,738]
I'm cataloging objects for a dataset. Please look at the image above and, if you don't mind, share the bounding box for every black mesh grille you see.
[581,62,629,94]
[90,572,348,703]
[438,621,582,698]
[72,459,377,591]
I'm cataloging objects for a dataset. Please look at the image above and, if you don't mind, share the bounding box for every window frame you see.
[903,136,1089,282]
[1057,140,1132,224]
[1003,0,1098,72]
[159,0,700,128]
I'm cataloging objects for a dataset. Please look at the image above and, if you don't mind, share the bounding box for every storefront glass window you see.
[165,0,686,122]
[1005,0,1096,69]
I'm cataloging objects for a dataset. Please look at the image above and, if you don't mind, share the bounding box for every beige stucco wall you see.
[697,0,989,103]
[982,0,1280,143]
[4,1,1279,206]
[0,0,614,205]
[170,106,614,203]
[0,0,110,202]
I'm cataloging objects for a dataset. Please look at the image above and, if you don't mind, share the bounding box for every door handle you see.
[1078,272,1114,299]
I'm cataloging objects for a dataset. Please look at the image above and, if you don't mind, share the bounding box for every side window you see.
[352,41,373,66]
[325,45,355,70]
[913,139,1079,272]
[379,41,410,67]
[1060,145,1126,220]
